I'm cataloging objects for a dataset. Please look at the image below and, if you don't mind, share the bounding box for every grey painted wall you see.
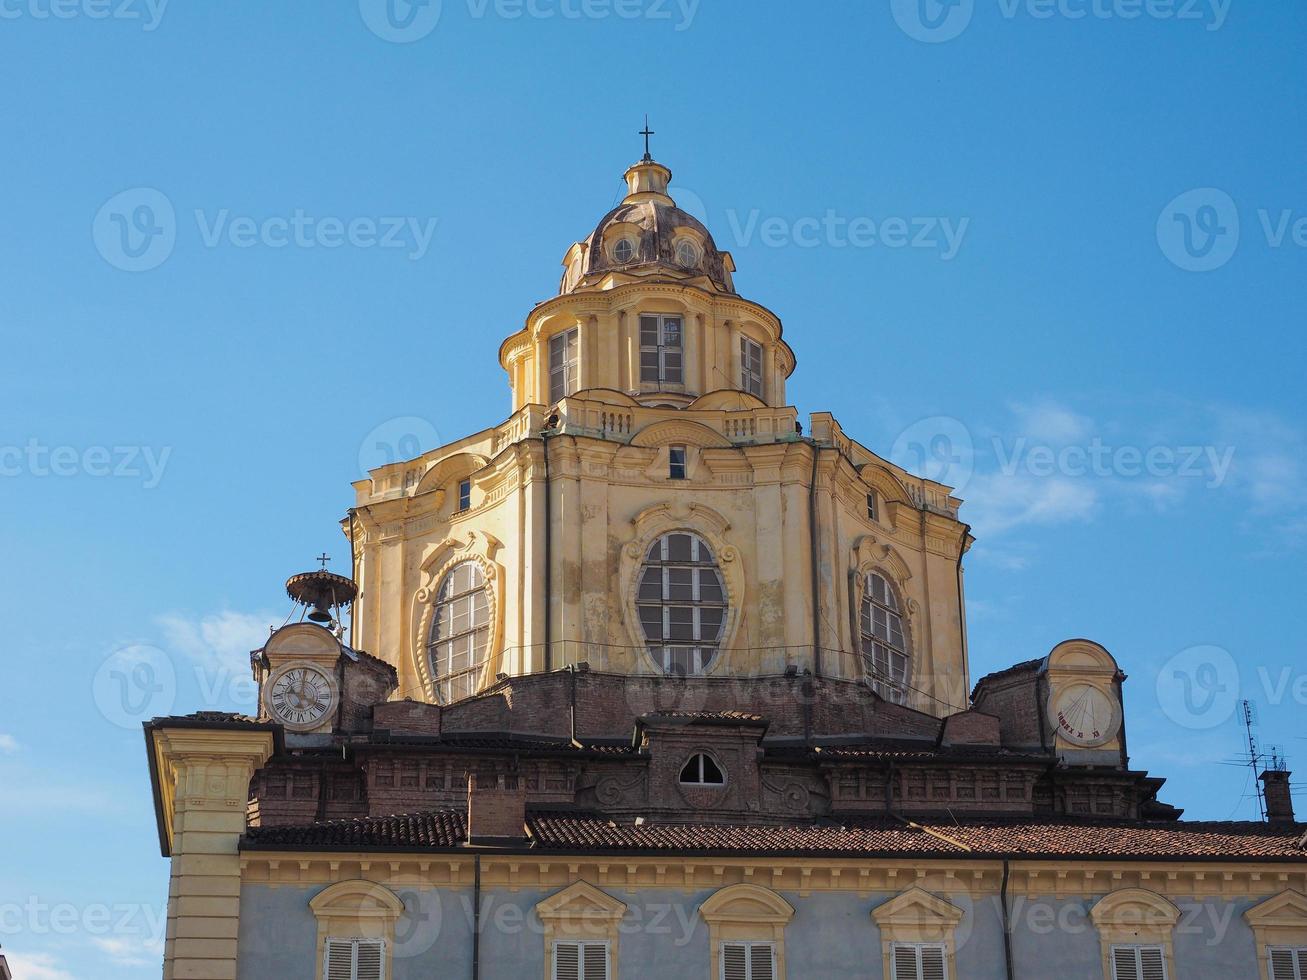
[236,883,1269,979]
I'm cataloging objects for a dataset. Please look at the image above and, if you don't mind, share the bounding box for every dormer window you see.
[458,479,472,512]
[740,337,764,399]
[675,239,699,267]
[679,752,724,785]
[639,315,683,385]
[549,328,578,403]
[613,237,636,264]
[669,445,687,480]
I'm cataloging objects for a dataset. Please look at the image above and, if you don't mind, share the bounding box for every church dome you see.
[559,158,736,295]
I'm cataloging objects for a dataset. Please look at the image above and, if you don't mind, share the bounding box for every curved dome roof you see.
[560,160,736,295]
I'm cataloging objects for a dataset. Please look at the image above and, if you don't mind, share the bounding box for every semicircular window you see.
[679,752,724,785]
[636,531,727,676]
[859,572,909,704]
[427,561,490,704]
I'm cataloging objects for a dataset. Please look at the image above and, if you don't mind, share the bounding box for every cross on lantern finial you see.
[640,115,654,162]
[316,553,331,570]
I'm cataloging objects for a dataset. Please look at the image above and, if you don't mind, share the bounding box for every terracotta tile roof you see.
[245,810,466,849]
[241,810,1307,861]
[643,710,767,723]
[358,733,638,756]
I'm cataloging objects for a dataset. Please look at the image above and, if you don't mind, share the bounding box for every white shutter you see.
[1112,947,1141,980]
[554,941,581,980]
[722,943,749,980]
[324,939,384,980]
[749,944,775,980]
[921,945,947,980]
[892,944,921,980]
[325,939,354,980]
[583,941,610,980]
[1269,948,1307,980]
[1139,947,1166,980]
[355,940,384,980]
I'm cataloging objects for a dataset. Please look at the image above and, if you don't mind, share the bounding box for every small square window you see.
[866,492,878,521]
[669,445,687,480]
[458,479,472,512]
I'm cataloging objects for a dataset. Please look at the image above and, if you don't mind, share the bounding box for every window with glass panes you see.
[427,561,490,703]
[636,532,726,675]
[890,943,946,980]
[721,942,774,980]
[860,572,909,703]
[639,314,683,385]
[740,336,764,398]
[1110,945,1167,980]
[549,328,579,403]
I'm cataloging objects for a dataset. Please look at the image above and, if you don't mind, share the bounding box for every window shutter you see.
[722,943,748,980]
[1111,947,1141,980]
[554,941,582,980]
[749,944,774,980]
[582,942,609,980]
[1271,950,1298,980]
[1138,946,1166,980]
[325,940,354,980]
[355,940,384,980]
[892,944,921,980]
[920,945,947,980]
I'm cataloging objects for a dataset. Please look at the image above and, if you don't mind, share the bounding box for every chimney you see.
[467,772,526,845]
[1260,769,1296,823]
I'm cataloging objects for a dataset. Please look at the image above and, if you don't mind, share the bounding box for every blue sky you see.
[1,1,1304,976]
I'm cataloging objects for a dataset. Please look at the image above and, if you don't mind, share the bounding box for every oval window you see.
[679,753,724,785]
[613,238,636,263]
[674,239,698,267]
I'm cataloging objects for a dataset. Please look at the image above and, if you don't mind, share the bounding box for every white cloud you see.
[963,473,1099,537]
[91,936,165,968]
[0,734,18,754]
[156,609,276,670]
[1007,398,1094,445]
[2,952,76,980]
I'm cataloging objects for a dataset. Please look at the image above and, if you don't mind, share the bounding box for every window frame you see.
[859,571,910,704]
[668,445,687,480]
[612,237,636,264]
[889,941,949,980]
[639,314,684,386]
[680,752,725,786]
[426,560,491,704]
[674,238,700,268]
[635,531,728,676]
[720,940,776,980]
[457,478,472,512]
[324,938,386,980]
[739,336,764,399]
[549,327,579,403]
[552,939,611,980]
[866,491,878,522]
[1109,944,1168,980]
[1268,947,1307,980]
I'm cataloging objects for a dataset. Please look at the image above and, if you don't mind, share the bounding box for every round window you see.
[674,239,698,267]
[613,238,636,264]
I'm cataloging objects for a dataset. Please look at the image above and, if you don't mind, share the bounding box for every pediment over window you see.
[1089,888,1181,931]
[700,883,795,926]
[309,879,404,922]
[1246,889,1307,930]
[630,419,734,449]
[872,887,964,932]
[536,881,627,931]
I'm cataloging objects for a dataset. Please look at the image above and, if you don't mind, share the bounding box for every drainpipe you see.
[472,853,481,980]
[807,441,822,677]
[347,507,358,649]
[1001,859,1016,980]
[542,430,553,672]
[955,522,971,700]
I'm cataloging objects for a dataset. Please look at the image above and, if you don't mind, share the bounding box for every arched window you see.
[680,752,725,785]
[860,572,909,704]
[427,561,490,703]
[636,531,727,676]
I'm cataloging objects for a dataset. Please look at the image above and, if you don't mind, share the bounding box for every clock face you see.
[1050,683,1120,747]
[266,663,336,731]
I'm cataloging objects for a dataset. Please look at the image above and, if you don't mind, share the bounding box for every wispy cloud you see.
[2,952,76,980]
[155,609,276,671]
[91,935,165,969]
[0,734,18,754]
